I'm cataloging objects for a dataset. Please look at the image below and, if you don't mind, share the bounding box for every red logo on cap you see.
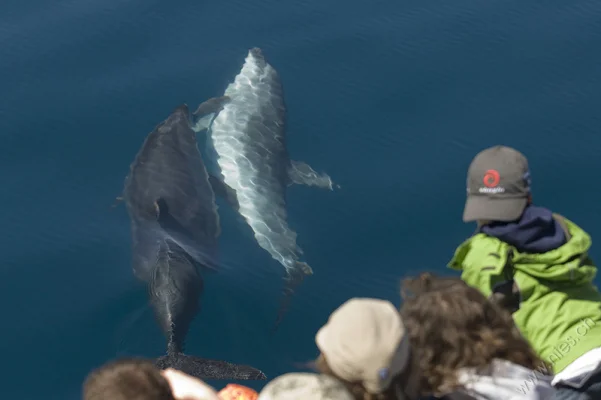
[483,169,500,188]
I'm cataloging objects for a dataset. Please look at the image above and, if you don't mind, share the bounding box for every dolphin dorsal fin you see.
[287,160,337,190]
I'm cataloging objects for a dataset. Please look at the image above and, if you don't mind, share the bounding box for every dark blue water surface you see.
[1,0,601,398]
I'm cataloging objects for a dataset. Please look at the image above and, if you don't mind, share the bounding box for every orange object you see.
[218,384,258,400]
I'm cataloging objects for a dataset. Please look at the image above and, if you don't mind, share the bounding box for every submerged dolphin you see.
[121,101,266,380]
[193,48,336,331]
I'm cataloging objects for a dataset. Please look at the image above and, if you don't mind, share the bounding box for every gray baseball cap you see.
[463,145,531,222]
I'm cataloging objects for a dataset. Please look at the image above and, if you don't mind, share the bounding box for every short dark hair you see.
[83,358,174,400]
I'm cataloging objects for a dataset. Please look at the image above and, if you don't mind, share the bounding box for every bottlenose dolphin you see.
[121,101,266,380]
[193,48,336,331]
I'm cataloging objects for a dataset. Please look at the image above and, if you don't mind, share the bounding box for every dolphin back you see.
[122,102,228,275]
[205,48,337,332]
[155,352,267,380]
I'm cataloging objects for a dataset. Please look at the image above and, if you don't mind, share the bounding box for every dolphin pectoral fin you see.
[155,352,267,380]
[192,114,214,133]
[208,174,240,212]
[192,96,231,133]
[287,160,338,190]
[271,262,313,334]
[193,96,231,117]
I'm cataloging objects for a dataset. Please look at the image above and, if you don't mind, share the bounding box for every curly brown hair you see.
[399,273,547,397]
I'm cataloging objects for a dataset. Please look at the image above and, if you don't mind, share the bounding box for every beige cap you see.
[315,298,410,394]
[257,373,354,400]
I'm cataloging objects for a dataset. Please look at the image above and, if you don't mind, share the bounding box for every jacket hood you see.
[457,359,554,400]
[479,205,566,253]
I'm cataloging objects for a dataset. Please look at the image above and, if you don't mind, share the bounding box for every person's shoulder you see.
[449,234,511,272]
[551,212,573,241]
[460,233,510,255]
[551,213,593,255]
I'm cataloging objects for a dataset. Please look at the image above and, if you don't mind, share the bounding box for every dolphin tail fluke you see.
[155,352,267,381]
[191,96,231,133]
[271,262,313,334]
[287,160,338,190]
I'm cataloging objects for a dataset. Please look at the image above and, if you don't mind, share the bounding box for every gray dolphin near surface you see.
[193,48,336,331]
[120,101,266,380]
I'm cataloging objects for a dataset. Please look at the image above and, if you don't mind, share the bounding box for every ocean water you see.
[1,0,600,398]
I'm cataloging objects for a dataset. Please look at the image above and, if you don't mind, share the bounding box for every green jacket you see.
[448,214,601,373]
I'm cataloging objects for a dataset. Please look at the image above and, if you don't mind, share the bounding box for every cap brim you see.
[315,325,329,355]
[315,325,353,387]
[463,195,528,222]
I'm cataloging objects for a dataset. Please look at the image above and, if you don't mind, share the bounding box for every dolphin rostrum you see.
[193,48,336,331]
[121,101,266,380]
